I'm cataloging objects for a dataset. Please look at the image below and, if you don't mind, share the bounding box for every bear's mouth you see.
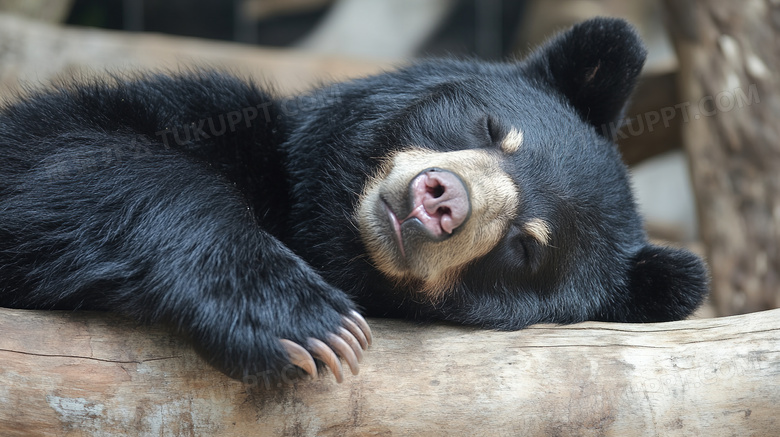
[381,199,407,260]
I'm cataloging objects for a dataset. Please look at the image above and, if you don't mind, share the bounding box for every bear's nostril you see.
[428,184,445,199]
[424,174,446,199]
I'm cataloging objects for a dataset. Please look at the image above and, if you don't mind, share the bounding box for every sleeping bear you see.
[0,18,708,382]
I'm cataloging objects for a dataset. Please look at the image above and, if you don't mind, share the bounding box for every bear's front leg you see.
[178,227,373,382]
[0,148,370,382]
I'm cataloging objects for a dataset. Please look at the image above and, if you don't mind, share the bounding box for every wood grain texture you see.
[664,0,780,315]
[0,308,778,436]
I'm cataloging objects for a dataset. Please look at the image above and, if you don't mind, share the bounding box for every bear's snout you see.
[405,168,471,239]
[357,148,519,299]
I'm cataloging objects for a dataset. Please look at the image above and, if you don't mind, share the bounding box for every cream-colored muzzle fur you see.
[356,148,520,300]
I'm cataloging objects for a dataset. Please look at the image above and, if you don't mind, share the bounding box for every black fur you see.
[0,18,708,378]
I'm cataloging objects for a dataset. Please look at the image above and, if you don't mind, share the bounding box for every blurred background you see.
[0,0,778,319]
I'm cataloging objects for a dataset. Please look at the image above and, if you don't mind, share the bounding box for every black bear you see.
[0,18,708,382]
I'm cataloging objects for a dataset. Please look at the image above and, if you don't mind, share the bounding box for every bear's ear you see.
[615,244,710,323]
[522,17,647,129]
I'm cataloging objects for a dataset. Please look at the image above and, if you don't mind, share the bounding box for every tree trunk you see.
[663,0,780,315]
[0,308,777,436]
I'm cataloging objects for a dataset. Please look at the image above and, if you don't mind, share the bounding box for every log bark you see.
[0,308,778,436]
[663,0,780,315]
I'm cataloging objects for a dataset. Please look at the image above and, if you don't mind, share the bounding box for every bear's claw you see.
[327,333,360,375]
[350,310,373,346]
[337,326,363,362]
[280,312,371,382]
[342,316,369,350]
[279,339,318,379]
[307,338,344,382]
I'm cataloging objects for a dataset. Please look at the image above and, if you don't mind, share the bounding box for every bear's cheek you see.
[355,148,519,299]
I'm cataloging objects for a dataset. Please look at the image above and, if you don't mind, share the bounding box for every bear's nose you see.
[404,168,471,238]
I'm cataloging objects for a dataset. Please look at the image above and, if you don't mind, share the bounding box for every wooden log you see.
[0,13,386,98]
[0,307,777,436]
[663,0,780,315]
[0,0,73,23]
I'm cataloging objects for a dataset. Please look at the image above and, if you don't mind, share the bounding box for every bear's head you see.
[286,18,709,327]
